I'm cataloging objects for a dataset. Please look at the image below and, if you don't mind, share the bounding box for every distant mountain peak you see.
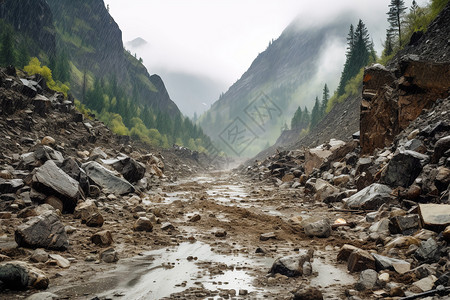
[126,37,148,48]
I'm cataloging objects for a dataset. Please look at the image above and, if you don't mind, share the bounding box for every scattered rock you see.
[270,249,313,277]
[414,238,439,261]
[347,249,376,272]
[102,155,146,183]
[82,161,135,195]
[371,253,410,273]
[133,217,153,232]
[30,249,49,263]
[15,211,69,250]
[260,232,276,241]
[0,261,49,290]
[292,287,323,300]
[99,248,118,263]
[337,244,360,262]
[32,160,80,213]
[161,222,175,231]
[189,214,201,222]
[381,150,429,188]
[419,204,450,230]
[302,217,331,238]
[90,230,113,247]
[355,269,378,291]
[389,214,420,235]
[344,183,393,210]
[48,254,70,268]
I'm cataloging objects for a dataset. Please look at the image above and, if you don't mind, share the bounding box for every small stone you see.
[161,222,174,230]
[378,273,389,282]
[260,232,276,241]
[214,230,227,238]
[355,269,378,291]
[414,238,439,261]
[292,287,323,300]
[100,248,118,263]
[91,230,113,247]
[41,136,55,146]
[302,217,331,238]
[270,249,314,277]
[48,254,70,268]
[189,214,201,222]
[86,213,104,227]
[133,217,153,232]
[30,249,49,263]
[412,275,437,292]
[337,244,359,262]
[347,249,376,272]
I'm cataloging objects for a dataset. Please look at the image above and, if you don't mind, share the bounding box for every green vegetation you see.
[24,57,70,97]
[337,20,375,96]
[387,0,407,48]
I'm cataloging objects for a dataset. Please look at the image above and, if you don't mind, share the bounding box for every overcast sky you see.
[104,0,429,114]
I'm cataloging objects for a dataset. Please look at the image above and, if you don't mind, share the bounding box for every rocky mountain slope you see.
[1,0,180,117]
[199,16,349,157]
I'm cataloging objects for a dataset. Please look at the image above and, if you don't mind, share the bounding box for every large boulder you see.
[34,146,64,165]
[82,161,135,195]
[301,217,331,238]
[102,155,146,183]
[32,160,81,213]
[60,158,89,196]
[344,183,394,210]
[381,150,429,188]
[15,211,69,250]
[270,249,314,277]
[0,261,49,290]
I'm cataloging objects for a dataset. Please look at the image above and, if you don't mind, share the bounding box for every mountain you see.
[199,16,350,157]
[0,0,212,151]
[45,0,179,116]
[126,37,148,49]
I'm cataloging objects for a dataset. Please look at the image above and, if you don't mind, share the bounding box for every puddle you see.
[206,185,248,204]
[311,258,356,287]
[97,242,271,299]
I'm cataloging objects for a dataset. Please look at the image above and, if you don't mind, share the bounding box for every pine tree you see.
[384,29,394,56]
[310,97,321,129]
[17,43,29,69]
[291,106,303,129]
[337,20,373,96]
[321,84,329,117]
[0,27,16,67]
[387,0,407,47]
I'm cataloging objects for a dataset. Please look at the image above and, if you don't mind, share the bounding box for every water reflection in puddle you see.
[99,242,271,300]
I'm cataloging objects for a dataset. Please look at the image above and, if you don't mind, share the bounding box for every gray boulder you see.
[34,146,64,165]
[0,178,24,194]
[371,253,410,272]
[355,269,378,291]
[0,261,49,290]
[102,155,146,183]
[270,249,314,277]
[82,161,135,195]
[32,160,81,213]
[302,217,331,238]
[15,211,69,250]
[344,183,393,210]
[381,150,429,187]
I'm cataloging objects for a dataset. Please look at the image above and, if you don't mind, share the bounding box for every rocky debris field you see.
[243,94,450,299]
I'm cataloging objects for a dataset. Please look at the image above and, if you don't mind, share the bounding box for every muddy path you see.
[5,170,365,300]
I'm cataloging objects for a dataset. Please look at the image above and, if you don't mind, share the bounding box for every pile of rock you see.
[246,95,450,298]
[0,68,172,293]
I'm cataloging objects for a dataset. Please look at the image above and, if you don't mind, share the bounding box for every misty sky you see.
[105,0,428,116]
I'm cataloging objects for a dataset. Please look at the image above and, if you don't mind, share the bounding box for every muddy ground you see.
[1,169,370,300]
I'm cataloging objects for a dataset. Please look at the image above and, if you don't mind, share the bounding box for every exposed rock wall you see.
[361,57,450,154]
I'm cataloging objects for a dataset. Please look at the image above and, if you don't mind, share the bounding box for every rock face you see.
[344,183,393,210]
[15,211,69,250]
[32,160,81,212]
[0,261,49,290]
[361,58,450,154]
[270,249,314,277]
[82,161,135,195]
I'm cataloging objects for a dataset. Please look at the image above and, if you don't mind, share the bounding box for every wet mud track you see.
[43,171,360,299]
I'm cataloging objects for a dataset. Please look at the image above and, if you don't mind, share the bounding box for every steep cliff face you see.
[0,0,56,56]
[45,0,180,116]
